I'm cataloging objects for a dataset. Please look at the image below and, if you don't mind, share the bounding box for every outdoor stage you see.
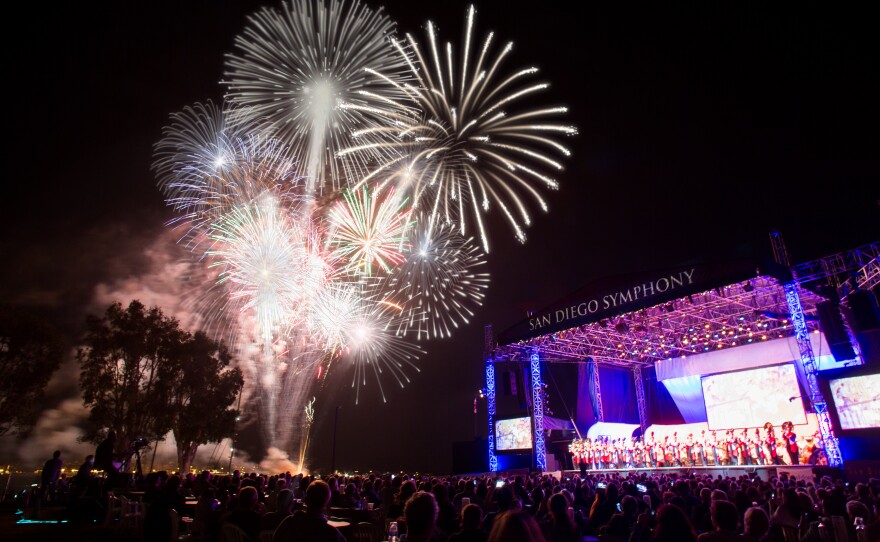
[481,238,880,476]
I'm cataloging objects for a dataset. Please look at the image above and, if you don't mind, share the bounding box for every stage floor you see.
[560,464,818,481]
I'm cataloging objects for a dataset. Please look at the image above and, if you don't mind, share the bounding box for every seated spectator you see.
[261,489,294,532]
[697,500,739,542]
[402,491,439,542]
[541,493,579,542]
[226,486,262,540]
[482,485,516,534]
[274,480,345,542]
[769,488,802,529]
[631,504,698,542]
[488,510,546,542]
[433,483,459,537]
[448,504,488,542]
[742,507,769,542]
[604,494,638,541]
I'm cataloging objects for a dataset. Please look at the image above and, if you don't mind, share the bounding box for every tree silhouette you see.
[0,306,64,436]
[78,300,182,454]
[78,300,244,471]
[161,330,243,473]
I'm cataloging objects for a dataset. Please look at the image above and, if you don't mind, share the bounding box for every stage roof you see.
[489,242,879,368]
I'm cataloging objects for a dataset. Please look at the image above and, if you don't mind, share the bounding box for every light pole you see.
[330,405,340,474]
[474,388,486,439]
[229,389,243,472]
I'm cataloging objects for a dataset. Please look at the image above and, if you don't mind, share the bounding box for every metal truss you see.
[490,275,823,367]
[792,242,880,292]
[633,366,647,434]
[485,361,498,472]
[592,360,605,422]
[530,350,547,471]
[774,232,843,467]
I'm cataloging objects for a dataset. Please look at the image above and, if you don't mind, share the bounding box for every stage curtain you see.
[576,362,597,434]
[598,365,640,424]
[644,365,685,425]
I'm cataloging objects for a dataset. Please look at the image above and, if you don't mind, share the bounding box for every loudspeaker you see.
[845,290,880,332]
[452,439,488,474]
[816,301,856,361]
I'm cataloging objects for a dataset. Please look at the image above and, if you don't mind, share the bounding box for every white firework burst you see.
[342,4,576,252]
[370,220,490,340]
[223,0,411,194]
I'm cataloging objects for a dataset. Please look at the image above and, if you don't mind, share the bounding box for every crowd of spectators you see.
[30,463,880,542]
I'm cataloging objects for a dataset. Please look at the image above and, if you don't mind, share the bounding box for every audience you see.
[32,459,880,542]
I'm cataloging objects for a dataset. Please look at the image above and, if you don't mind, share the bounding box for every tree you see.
[78,300,183,454]
[162,330,243,473]
[0,306,64,436]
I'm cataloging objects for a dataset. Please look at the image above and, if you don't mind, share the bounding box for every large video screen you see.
[829,374,880,430]
[702,363,806,429]
[495,417,533,451]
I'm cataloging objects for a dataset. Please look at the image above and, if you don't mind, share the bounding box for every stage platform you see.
[559,464,819,481]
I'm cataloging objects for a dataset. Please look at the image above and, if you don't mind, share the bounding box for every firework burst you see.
[341,5,576,252]
[369,221,490,340]
[327,185,412,277]
[223,0,410,193]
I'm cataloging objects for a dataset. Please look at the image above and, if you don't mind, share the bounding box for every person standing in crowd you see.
[94,430,118,487]
[71,454,94,500]
[38,450,63,505]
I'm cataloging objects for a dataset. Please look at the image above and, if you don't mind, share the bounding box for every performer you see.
[570,439,582,475]
[726,430,738,466]
[709,431,724,467]
[753,428,765,465]
[582,438,591,473]
[670,432,681,467]
[739,429,750,465]
[601,437,611,470]
[781,421,798,466]
[765,424,781,465]
[683,434,694,467]
[645,432,656,468]
[697,430,707,466]
[634,438,644,468]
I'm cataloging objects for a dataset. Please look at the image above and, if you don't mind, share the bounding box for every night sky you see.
[1,1,877,473]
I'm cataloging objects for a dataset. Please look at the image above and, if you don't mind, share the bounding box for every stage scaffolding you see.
[484,240,879,471]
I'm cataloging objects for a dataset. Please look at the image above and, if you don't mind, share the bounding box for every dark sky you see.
[1,1,878,472]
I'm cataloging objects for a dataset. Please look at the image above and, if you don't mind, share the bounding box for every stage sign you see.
[498,259,769,345]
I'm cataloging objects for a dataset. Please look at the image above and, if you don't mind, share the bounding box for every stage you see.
[558,464,821,482]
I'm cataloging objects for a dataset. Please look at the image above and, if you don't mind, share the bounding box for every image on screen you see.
[830,374,880,430]
[702,363,806,429]
[495,417,533,451]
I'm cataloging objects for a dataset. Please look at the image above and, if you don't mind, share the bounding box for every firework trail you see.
[341,5,577,252]
[223,0,410,194]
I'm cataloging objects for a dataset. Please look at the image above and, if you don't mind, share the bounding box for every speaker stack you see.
[816,300,856,362]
